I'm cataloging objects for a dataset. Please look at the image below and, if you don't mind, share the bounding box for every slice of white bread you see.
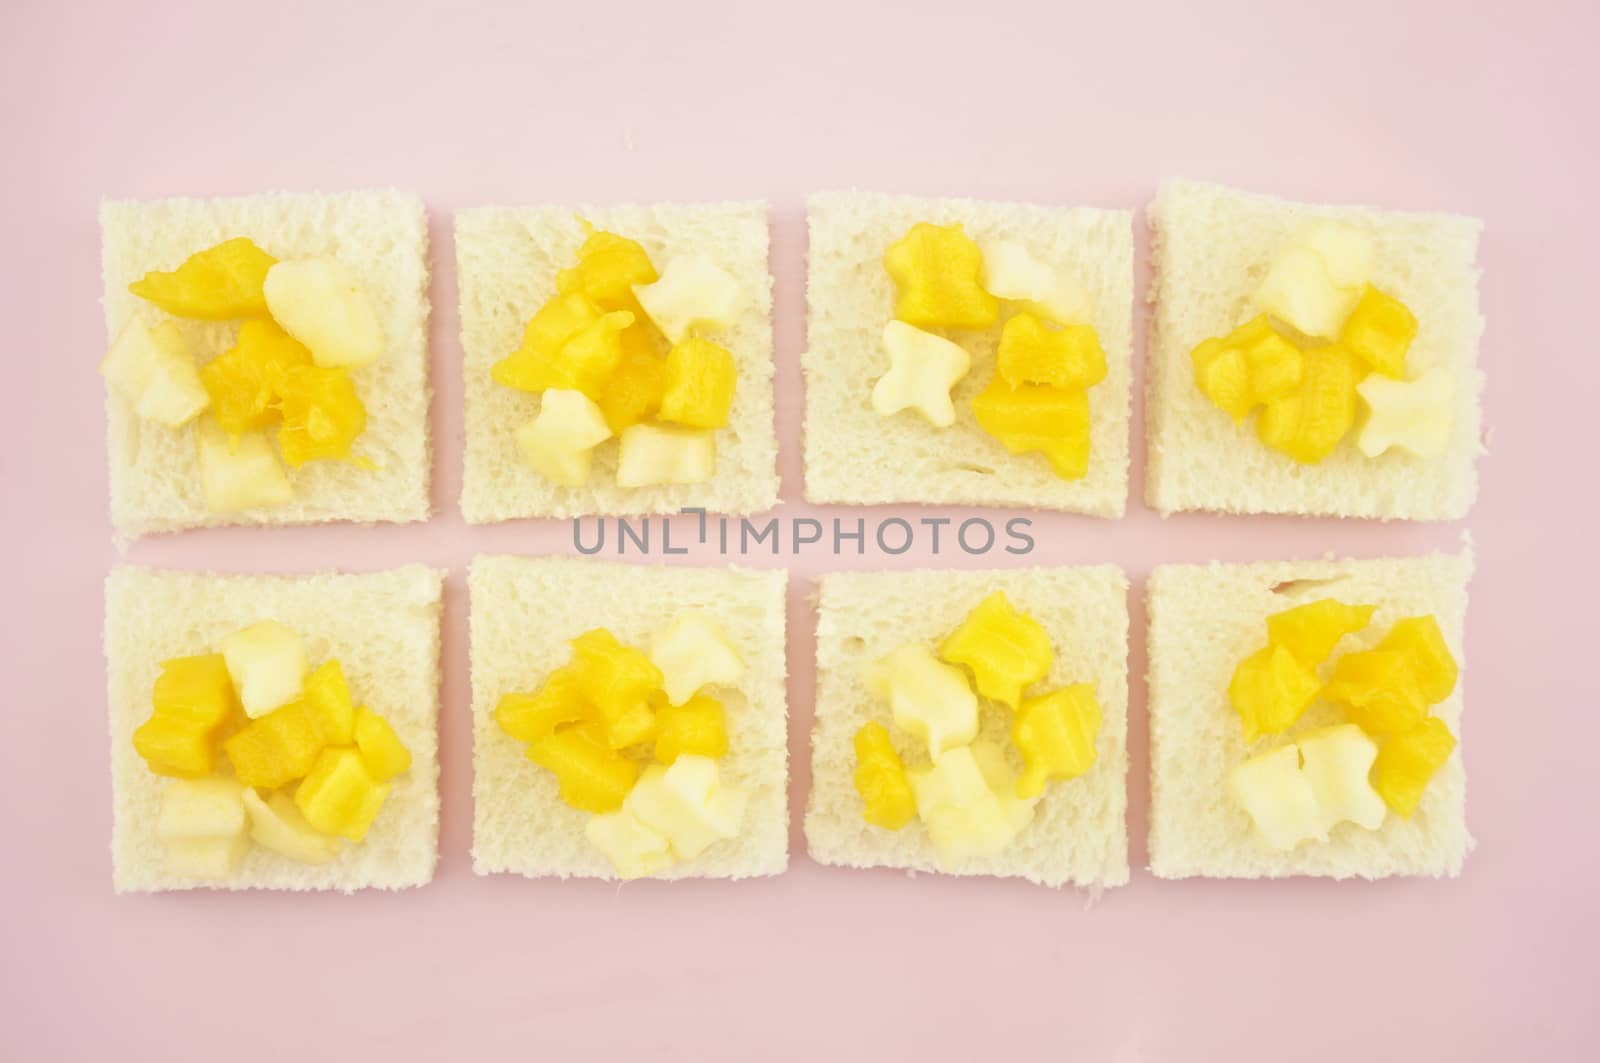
[456,202,778,521]
[804,192,1133,516]
[469,556,788,879]
[106,565,443,892]
[100,191,433,538]
[1147,550,1472,879]
[805,567,1130,889]
[1146,179,1484,519]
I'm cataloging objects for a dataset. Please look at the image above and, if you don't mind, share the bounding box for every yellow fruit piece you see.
[556,227,658,314]
[528,728,639,813]
[1256,345,1360,464]
[851,722,915,830]
[1265,599,1376,669]
[624,756,746,860]
[200,319,314,437]
[660,337,737,429]
[1190,339,1254,422]
[1228,643,1321,743]
[301,659,355,746]
[1372,717,1457,817]
[1341,285,1417,378]
[152,654,239,729]
[1323,649,1428,735]
[276,366,367,467]
[883,222,999,330]
[223,702,324,789]
[1378,616,1458,704]
[570,629,663,749]
[596,329,667,433]
[492,294,630,398]
[868,644,978,759]
[585,809,673,879]
[244,789,341,865]
[495,667,589,744]
[938,591,1053,710]
[971,376,1091,480]
[196,416,294,513]
[133,714,218,778]
[1190,315,1306,423]
[353,707,411,782]
[294,747,390,842]
[872,320,972,427]
[653,694,729,764]
[129,237,276,319]
[995,313,1106,390]
[648,610,745,706]
[1012,684,1102,798]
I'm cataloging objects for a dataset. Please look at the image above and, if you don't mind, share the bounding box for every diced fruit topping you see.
[195,416,294,513]
[909,745,1034,863]
[262,257,385,369]
[623,756,746,860]
[868,644,979,759]
[1265,598,1376,669]
[1190,315,1306,423]
[995,313,1106,390]
[977,239,1094,325]
[971,376,1091,480]
[1372,716,1457,817]
[514,389,613,487]
[134,715,218,778]
[1341,284,1417,378]
[1295,723,1386,833]
[571,629,663,749]
[1229,642,1321,743]
[276,366,367,467]
[615,423,716,487]
[498,305,634,400]
[151,654,238,729]
[528,728,640,813]
[938,591,1053,709]
[872,320,972,427]
[495,667,589,744]
[596,330,668,433]
[660,337,737,429]
[224,702,324,789]
[222,620,306,718]
[1324,648,1428,735]
[851,722,916,831]
[163,835,252,879]
[585,809,673,880]
[157,778,250,879]
[101,320,210,427]
[1255,345,1361,464]
[1253,222,1373,340]
[301,660,355,746]
[557,227,658,315]
[883,222,998,330]
[653,694,729,765]
[1300,221,1376,290]
[1356,367,1455,459]
[294,747,390,842]
[243,788,341,865]
[633,255,746,344]
[648,610,745,706]
[1378,616,1458,704]
[1012,684,1102,798]
[353,707,411,782]
[200,319,314,438]
[129,237,277,320]
[1229,743,1325,851]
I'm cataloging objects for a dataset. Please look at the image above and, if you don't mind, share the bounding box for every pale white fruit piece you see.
[243,789,341,865]
[513,389,612,487]
[868,643,978,758]
[195,417,294,513]
[633,255,746,344]
[909,746,1031,863]
[586,808,674,879]
[1296,723,1387,833]
[1229,743,1326,851]
[624,756,746,860]
[1253,246,1360,340]
[1298,220,1375,290]
[871,320,971,428]
[263,257,384,368]
[1357,368,1455,459]
[978,239,1094,325]
[162,834,252,879]
[157,778,248,840]
[649,610,745,706]
[221,620,306,718]
[101,320,211,427]
[616,423,716,487]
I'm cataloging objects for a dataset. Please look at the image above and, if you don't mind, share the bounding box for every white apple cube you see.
[196,417,294,513]
[585,808,674,879]
[615,424,716,487]
[633,254,746,344]
[648,610,745,706]
[869,643,979,758]
[1229,743,1326,851]
[513,389,612,487]
[101,320,210,427]
[243,789,341,865]
[221,620,306,718]
[263,257,384,368]
[1296,724,1387,833]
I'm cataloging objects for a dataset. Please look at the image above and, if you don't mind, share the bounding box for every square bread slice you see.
[1147,551,1472,879]
[469,556,788,879]
[100,190,432,538]
[457,202,778,522]
[106,565,444,892]
[805,567,1130,889]
[1146,179,1484,519]
[804,192,1134,516]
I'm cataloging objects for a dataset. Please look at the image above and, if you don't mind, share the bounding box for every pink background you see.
[4,1,1597,1058]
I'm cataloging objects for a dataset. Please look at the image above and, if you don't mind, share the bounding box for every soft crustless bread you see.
[804,192,1133,516]
[469,556,788,879]
[99,191,433,539]
[1146,551,1472,879]
[456,203,778,522]
[106,566,444,893]
[805,567,1130,889]
[1146,179,1484,520]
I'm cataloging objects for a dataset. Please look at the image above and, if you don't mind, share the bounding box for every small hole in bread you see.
[1270,575,1349,597]
[944,462,996,476]
[842,636,866,655]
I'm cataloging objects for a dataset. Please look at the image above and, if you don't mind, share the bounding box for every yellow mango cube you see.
[1190,315,1306,423]
[653,693,729,764]
[596,329,668,433]
[1378,615,1458,704]
[133,714,217,778]
[556,227,658,314]
[1012,684,1102,798]
[660,337,738,429]
[938,590,1053,710]
[1324,648,1429,735]
[129,237,276,319]
[152,654,238,729]
[301,659,355,746]
[1265,599,1376,669]
[495,666,589,744]
[851,722,915,831]
[353,707,411,782]
[527,728,640,813]
[492,294,627,397]
[1372,717,1457,817]
[223,702,324,789]
[200,319,314,437]
[1228,643,1321,743]
[1191,339,1254,422]
[995,313,1107,390]
[883,222,999,330]
[294,747,390,842]
[276,366,367,467]
[971,376,1091,480]
[1341,285,1417,378]
[1256,345,1360,464]
[570,629,664,749]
